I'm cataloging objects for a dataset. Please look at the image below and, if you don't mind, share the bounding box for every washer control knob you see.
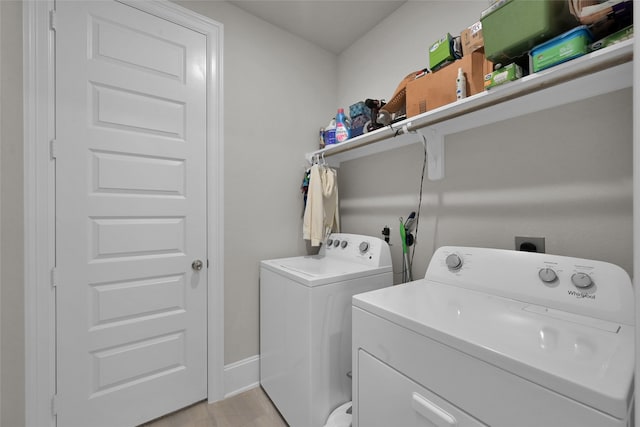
[341,240,348,249]
[359,242,370,253]
[445,253,463,270]
[571,272,593,289]
[333,240,340,247]
[538,268,557,283]
[327,239,333,246]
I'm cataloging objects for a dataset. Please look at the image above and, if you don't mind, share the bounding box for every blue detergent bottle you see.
[335,108,350,143]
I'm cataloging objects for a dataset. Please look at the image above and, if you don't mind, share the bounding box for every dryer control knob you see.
[538,268,557,283]
[341,240,348,249]
[359,242,369,253]
[327,239,333,246]
[571,272,593,288]
[445,253,463,270]
[333,240,340,247]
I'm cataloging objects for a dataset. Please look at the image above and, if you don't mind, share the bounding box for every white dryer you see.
[260,233,393,427]
[352,246,634,427]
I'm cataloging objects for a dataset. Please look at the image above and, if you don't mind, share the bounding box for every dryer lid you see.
[353,280,634,420]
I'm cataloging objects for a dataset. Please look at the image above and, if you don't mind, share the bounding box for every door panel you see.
[55,2,207,426]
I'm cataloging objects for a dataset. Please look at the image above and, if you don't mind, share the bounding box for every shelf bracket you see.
[416,128,444,181]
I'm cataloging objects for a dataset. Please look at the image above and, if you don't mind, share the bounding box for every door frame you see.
[23,1,225,425]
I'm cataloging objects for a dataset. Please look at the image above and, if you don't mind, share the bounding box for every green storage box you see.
[590,25,633,51]
[484,63,523,89]
[531,26,593,72]
[481,0,578,64]
[429,33,454,70]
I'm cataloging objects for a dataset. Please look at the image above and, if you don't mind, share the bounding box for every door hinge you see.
[50,139,57,160]
[51,267,58,288]
[51,394,58,415]
[49,10,57,32]
[207,259,209,268]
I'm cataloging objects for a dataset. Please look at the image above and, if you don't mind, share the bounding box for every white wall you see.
[0,1,24,426]
[336,2,633,281]
[338,2,485,111]
[0,2,3,422]
[633,3,639,426]
[175,1,338,364]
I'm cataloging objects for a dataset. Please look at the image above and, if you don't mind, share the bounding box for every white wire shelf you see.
[305,39,633,180]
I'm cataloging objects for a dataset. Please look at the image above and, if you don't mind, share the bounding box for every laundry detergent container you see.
[481,0,578,64]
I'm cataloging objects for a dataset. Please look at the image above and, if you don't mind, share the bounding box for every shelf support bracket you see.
[417,128,444,181]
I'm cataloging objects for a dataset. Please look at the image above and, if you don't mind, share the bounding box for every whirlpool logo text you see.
[568,290,596,300]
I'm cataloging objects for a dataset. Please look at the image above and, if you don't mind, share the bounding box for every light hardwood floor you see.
[141,387,288,427]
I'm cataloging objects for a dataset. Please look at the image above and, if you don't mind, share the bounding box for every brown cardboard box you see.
[406,50,491,117]
[461,21,484,56]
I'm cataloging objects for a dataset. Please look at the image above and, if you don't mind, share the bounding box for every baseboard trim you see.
[224,354,260,398]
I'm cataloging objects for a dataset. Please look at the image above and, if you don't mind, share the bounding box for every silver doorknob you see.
[192,260,204,271]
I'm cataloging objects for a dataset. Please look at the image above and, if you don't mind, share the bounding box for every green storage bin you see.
[530,25,593,72]
[429,33,455,70]
[481,0,578,64]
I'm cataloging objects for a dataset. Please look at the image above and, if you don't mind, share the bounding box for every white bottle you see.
[456,68,467,100]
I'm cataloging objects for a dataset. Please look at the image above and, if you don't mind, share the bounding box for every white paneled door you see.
[55,2,208,426]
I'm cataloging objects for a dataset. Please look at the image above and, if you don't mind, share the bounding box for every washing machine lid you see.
[352,280,634,420]
[261,256,392,287]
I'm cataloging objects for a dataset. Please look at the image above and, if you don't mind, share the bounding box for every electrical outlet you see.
[515,236,545,253]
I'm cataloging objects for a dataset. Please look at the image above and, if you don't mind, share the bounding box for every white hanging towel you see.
[303,164,340,246]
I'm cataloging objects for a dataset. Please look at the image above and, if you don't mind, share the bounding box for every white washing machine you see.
[352,246,634,427]
[260,233,393,427]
